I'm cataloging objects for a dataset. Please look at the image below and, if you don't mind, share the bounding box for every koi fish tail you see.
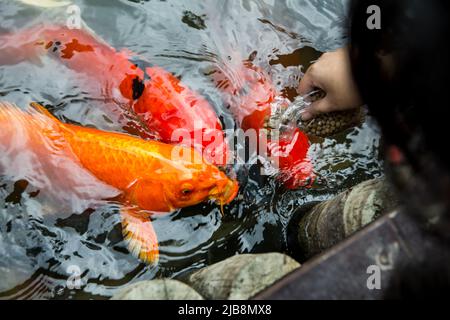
[0,102,121,210]
[0,101,64,149]
[0,25,140,93]
[120,206,159,265]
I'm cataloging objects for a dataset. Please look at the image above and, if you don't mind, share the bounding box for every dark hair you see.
[349,0,450,238]
[348,1,450,298]
[350,0,450,160]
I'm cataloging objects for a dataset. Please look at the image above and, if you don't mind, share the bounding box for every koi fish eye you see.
[180,183,194,196]
[182,189,192,196]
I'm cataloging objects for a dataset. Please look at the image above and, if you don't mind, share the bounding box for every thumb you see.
[300,98,333,121]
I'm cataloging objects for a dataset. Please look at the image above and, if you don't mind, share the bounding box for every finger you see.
[300,98,333,121]
[298,71,316,96]
[312,98,335,113]
[300,110,314,122]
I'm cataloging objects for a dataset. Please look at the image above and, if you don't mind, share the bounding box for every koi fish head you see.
[212,60,276,131]
[278,160,315,190]
[164,167,239,211]
[269,128,316,190]
[127,143,238,213]
[238,65,276,131]
[207,170,240,207]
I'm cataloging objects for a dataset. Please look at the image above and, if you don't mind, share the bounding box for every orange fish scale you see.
[61,124,170,191]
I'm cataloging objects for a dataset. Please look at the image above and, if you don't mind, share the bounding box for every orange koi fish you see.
[212,57,314,189]
[0,26,229,166]
[0,101,238,264]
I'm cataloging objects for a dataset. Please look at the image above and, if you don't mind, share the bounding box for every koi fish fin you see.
[120,206,159,265]
[29,102,61,123]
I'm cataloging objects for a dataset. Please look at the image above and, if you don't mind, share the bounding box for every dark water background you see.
[0,0,382,299]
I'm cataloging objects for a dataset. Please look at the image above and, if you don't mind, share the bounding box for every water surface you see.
[0,0,382,299]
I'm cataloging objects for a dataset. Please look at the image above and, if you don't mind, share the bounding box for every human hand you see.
[298,47,363,121]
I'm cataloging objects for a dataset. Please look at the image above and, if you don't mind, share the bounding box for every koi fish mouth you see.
[209,178,239,206]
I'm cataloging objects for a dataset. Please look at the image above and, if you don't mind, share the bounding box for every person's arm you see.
[298,47,363,121]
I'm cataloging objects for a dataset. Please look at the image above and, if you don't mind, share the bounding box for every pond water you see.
[0,0,382,299]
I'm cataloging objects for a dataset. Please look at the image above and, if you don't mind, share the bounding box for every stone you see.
[297,177,399,259]
[111,279,204,300]
[185,253,300,300]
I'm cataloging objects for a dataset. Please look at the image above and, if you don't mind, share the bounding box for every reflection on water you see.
[0,0,381,299]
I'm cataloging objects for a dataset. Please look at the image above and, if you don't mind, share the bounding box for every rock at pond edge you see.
[297,177,399,259]
[184,253,300,300]
[111,279,204,300]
